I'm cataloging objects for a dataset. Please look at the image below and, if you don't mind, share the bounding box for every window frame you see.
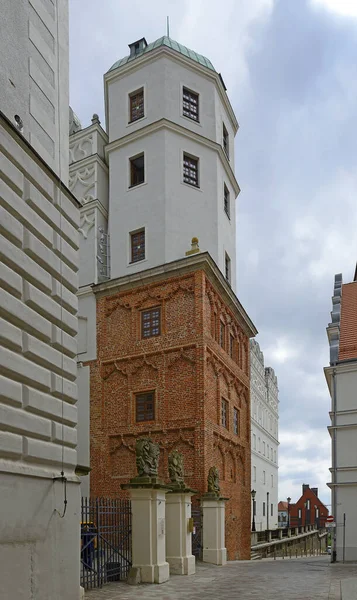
[183,153,199,188]
[135,390,155,422]
[129,87,145,123]
[223,123,229,158]
[224,184,230,219]
[221,398,229,429]
[141,306,161,339]
[130,228,145,263]
[233,407,239,435]
[225,252,231,284]
[220,320,226,349]
[182,86,200,122]
[129,152,145,188]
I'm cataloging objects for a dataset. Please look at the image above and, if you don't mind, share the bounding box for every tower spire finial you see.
[166,16,170,37]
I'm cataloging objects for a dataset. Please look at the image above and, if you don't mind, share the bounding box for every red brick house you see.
[88,253,257,559]
[289,484,329,528]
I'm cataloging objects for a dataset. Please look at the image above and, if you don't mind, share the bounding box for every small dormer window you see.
[128,38,148,57]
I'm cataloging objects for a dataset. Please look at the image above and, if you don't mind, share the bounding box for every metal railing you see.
[81,497,132,590]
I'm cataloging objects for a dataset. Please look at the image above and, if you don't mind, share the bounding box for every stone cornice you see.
[79,198,108,219]
[69,153,108,174]
[69,121,108,146]
[104,46,238,133]
[104,117,240,197]
[93,252,257,337]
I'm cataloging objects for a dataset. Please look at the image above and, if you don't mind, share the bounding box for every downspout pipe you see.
[331,367,337,563]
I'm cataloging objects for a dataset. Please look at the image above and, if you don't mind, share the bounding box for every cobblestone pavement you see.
[85,557,357,600]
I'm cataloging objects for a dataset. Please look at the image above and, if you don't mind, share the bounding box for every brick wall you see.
[89,264,252,559]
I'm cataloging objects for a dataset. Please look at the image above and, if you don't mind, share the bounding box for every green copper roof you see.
[108,36,215,73]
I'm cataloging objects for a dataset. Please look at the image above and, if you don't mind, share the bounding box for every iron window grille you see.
[183,154,199,187]
[131,229,145,263]
[130,154,144,187]
[224,184,230,218]
[233,408,239,435]
[141,307,161,339]
[129,88,144,122]
[183,87,199,121]
[136,391,155,422]
[223,123,229,158]
[221,398,228,429]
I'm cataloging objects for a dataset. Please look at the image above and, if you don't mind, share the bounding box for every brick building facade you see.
[289,484,329,529]
[87,254,256,559]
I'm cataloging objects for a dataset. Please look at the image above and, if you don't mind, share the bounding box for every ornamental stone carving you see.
[135,438,160,477]
[168,449,185,486]
[207,466,220,497]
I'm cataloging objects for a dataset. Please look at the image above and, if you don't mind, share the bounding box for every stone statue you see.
[135,438,160,477]
[168,449,184,486]
[207,466,220,496]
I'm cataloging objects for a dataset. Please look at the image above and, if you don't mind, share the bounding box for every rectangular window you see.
[298,509,302,518]
[263,470,266,484]
[271,448,273,461]
[229,333,234,359]
[129,88,144,122]
[221,398,228,429]
[225,252,231,284]
[183,154,199,187]
[141,307,161,339]
[253,434,256,450]
[263,441,265,456]
[224,184,230,218]
[130,229,145,263]
[271,474,273,488]
[271,504,273,517]
[182,87,199,122]
[233,407,239,435]
[253,466,256,482]
[220,321,226,349]
[223,123,229,158]
[136,391,155,422]
[263,502,266,517]
[130,153,144,187]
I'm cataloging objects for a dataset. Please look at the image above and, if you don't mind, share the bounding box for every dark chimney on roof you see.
[302,484,310,494]
[129,38,148,57]
[311,487,318,498]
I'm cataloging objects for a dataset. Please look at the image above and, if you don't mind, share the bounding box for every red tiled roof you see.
[339,282,357,361]
[278,501,288,510]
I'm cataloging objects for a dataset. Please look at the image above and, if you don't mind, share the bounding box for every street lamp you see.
[251,489,256,532]
[287,497,291,529]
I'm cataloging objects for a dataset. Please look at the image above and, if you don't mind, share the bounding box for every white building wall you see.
[105,48,238,290]
[0,0,69,182]
[250,340,279,530]
[0,116,80,599]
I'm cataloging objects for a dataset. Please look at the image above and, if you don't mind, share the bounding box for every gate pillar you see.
[201,494,228,565]
[127,486,170,584]
[166,490,196,575]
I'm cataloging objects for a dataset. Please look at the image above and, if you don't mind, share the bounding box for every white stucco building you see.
[0,1,81,598]
[325,269,357,562]
[69,35,243,495]
[250,340,279,530]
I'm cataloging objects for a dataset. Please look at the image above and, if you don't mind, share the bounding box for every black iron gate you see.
[192,507,202,560]
[81,497,132,590]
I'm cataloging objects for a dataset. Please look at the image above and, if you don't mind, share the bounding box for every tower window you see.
[130,153,144,187]
[136,391,155,422]
[129,88,144,122]
[130,229,145,262]
[182,87,199,122]
[183,154,199,187]
[223,123,229,158]
[221,398,228,429]
[224,184,230,218]
[233,407,239,435]
[141,307,161,339]
[225,252,231,284]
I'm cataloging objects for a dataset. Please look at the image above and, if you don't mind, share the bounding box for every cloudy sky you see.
[69,0,357,507]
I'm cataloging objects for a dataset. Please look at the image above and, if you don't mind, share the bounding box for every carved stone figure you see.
[135,438,160,477]
[207,466,220,496]
[168,449,184,485]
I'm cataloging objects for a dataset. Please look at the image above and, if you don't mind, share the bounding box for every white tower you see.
[104,36,240,289]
